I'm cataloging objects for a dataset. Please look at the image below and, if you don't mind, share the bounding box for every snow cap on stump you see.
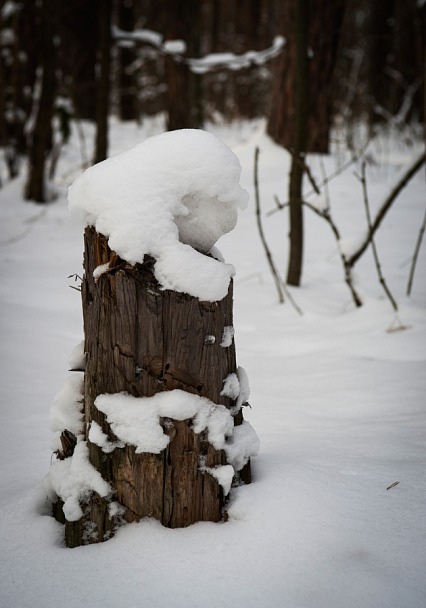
[68,129,248,301]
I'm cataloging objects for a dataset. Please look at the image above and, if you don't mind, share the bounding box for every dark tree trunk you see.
[118,0,138,121]
[0,0,39,178]
[94,0,112,164]
[25,0,58,202]
[286,0,309,286]
[267,0,345,154]
[53,227,251,547]
[164,0,203,130]
[58,1,99,121]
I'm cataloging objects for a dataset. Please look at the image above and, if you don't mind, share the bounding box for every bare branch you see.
[407,204,426,296]
[360,162,398,312]
[267,139,371,218]
[254,147,285,304]
[302,201,363,307]
[348,150,426,268]
[254,148,303,315]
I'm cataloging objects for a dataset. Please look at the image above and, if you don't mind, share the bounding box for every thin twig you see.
[304,201,363,307]
[348,150,426,268]
[407,205,426,296]
[318,156,362,305]
[254,147,303,314]
[254,147,285,304]
[266,139,371,218]
[386,481,400,491]
[360,161,398,312]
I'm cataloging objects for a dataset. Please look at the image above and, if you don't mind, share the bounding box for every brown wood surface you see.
[54,227,250,546]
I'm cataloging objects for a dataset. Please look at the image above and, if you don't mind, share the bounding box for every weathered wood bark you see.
[54,227,251,546]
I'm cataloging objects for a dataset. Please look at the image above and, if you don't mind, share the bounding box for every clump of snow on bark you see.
[93,262,110,282]
[236,366,250,410]
[221,372,240,400]
[204,464,235,496]
[49,374,84,439]
[220,325,234,347]
[68,341,86,371]
[68,129,248,302]
[95,390,234,454]
[88,421,125,453]
[46,442,111,521]
[225,421,259,472]
[93,389,259,477]
[221,367,250,413]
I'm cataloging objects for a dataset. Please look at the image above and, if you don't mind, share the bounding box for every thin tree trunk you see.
[25,0,58,202]
[286,0,309,286]
[267,0,345,153]
[94,0,111,164]
[118,0,137,121]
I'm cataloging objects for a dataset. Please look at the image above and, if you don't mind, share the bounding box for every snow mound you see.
[68,129,248,302]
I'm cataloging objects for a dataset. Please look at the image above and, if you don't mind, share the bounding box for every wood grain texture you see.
[57,227,251,546]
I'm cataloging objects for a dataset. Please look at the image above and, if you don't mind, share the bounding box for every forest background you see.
[1,0,424,193]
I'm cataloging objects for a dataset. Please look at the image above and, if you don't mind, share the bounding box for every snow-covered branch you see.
[188,36,285,74]
[112,26,285,72]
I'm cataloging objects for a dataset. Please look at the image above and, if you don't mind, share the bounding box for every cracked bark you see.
[57,227,250,546]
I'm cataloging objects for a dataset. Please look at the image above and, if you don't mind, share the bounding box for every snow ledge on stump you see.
[46,390,259,521]
[68,129,248,302]
[92,390,259,474]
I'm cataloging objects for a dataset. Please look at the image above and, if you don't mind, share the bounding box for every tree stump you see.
[51,227,253,547]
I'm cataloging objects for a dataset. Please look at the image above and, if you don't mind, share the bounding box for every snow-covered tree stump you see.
[47,130,258,547]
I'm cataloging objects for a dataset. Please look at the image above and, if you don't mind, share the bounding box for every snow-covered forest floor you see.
[1,117,425,608]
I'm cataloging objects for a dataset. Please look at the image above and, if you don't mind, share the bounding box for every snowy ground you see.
[0,117,425,608]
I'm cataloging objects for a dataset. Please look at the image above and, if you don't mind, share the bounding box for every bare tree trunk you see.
[58,0,99,121]
[25,0,58,202]
[164,0,203,130]
[286,0,309,286]
[94,0,111,164]
[118,0,137,121]
[267,0,345,153]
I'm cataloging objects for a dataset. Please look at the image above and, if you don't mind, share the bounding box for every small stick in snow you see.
[386,481,400,491]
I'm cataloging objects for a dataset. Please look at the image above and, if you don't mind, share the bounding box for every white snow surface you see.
[0,118,425,608]
[68,129,248,302]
